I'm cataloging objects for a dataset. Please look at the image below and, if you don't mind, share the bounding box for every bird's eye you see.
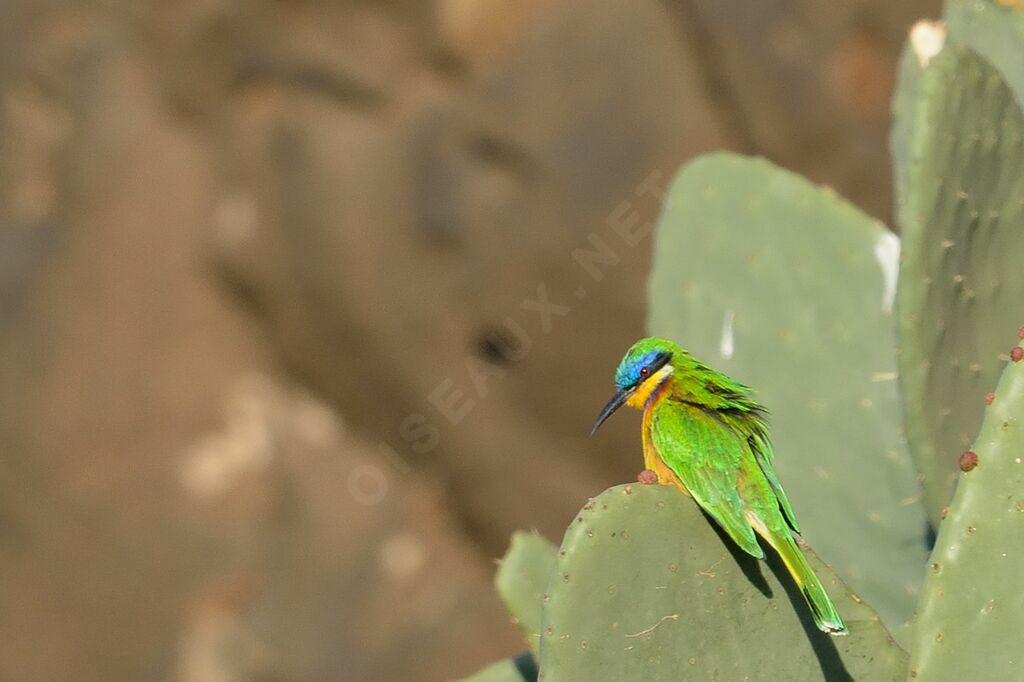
[639,367,649,377]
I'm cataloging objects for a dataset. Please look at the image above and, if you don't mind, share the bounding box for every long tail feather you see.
[747,513,847,635]
[773,533,847,635]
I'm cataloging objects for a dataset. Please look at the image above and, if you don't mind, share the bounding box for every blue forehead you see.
[615,351,663,389]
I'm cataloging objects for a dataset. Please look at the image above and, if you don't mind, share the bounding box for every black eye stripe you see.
[648,351,671,374]
[635,351,671,385]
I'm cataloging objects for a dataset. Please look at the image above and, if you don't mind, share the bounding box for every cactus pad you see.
[647,152,927,628]
[892,45,1024,523]
[539,485,907,680]
[496,531,558,656]
[945,0,1024,109]
[908,338,1024,679]
[892,21,944,223]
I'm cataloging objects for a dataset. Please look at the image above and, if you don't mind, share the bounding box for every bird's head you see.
[591,336,680,435]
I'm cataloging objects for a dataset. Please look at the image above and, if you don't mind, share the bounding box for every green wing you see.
[651,402,764,559]
[742,428,800,533]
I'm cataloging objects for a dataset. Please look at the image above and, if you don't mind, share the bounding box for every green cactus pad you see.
[945,0,1024,109]
[496,531,558,656]
[891,25,934,224]
[892,45,1024,524]
[539,485,907,681]
[908,338,1024,680]
[647,152,927,629]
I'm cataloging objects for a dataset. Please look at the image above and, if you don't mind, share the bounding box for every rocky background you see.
[0,0,938,679]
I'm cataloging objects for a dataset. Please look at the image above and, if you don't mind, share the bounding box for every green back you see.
[650,391,794,559]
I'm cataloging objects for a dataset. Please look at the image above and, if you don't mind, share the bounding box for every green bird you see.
[591,336,847,635]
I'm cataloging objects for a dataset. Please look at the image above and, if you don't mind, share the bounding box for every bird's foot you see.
[637,469,658,485]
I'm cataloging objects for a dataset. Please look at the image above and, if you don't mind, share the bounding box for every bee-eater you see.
[591,336,847,635]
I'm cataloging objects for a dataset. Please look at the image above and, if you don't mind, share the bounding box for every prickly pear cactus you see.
[539,485,907,681]
[944,0,1024,109]
[908,336,1024,680]
[460,534,554,681]
[891,21,945,221]
[647,152,927,629]
[496,532,557,656]
[892,44,1024,524]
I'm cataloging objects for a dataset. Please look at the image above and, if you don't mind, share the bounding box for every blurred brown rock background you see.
[0,0,938,679]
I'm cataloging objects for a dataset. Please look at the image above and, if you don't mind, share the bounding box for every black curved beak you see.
[590,387,634,436]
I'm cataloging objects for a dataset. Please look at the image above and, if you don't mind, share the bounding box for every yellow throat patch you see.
[625,364,673,409]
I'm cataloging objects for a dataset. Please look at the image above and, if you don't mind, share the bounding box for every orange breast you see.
[640,387,689,494]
